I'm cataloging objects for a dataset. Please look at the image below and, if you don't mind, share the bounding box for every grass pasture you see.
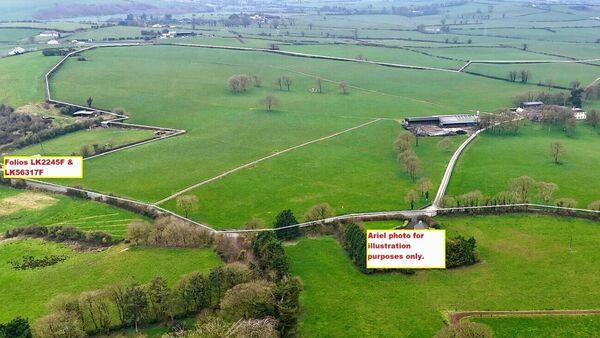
[471,315,600,337]
[0,238,221,322]
[0,52,60,106]
[11,127,155,157]
[286,214,600,337]
[466,62,600,88]
[0,186,144,238]
[161,120,464,229]
[448,122,600,208]
[47,45,526,208]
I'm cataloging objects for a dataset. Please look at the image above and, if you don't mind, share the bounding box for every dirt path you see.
[154,118,382,205]
[450,309,600,325]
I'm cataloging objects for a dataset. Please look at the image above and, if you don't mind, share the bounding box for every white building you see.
[47,39,60,45]
[8,47,25,56]
[572,108,587,120]
[39,30,60,38]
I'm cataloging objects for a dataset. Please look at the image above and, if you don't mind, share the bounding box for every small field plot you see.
[12,127,155,156]
[66,25,146,41]
[412,46,567,62]
[0,238,221,321]
[0,28,40,42]
[447,123,600,208]
[466,62,600,88]
[49,45,523,202]
[286,214,600,337]
[281,44,464,69]
[471,315,600,337]
[0,52,60,106]
[160,120,464,229]
[0,186,144,238]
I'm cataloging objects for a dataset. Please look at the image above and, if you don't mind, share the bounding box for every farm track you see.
[28,41,600,233]
[450,309,600,325]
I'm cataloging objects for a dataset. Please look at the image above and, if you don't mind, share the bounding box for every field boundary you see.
[450,309,600,325]
[44,43,187,161]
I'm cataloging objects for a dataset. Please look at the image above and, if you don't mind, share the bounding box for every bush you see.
[125,216,213,248]
[446,236,479,268]
[219,280,275,321]
[343,222,369,273]
[251,232,290,280]
[273,209,300,241]
[0,317,32,338]
[5,225,113,247]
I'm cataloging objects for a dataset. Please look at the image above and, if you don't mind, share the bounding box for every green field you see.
[467,62,600,88]
[472,315,600,337]
[286,214,600,336]
[12,127,155,156]
[47,45,525,210]
[161,120,464,229]
[0,185,144,238]
[448,122,600,208]
[0,52,59,106]
[0,238,221,322]
[0,28,40,42]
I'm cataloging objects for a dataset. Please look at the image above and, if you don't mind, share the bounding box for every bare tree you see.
[405,190,418,210]
[550,140,564,164]
[509,176,536,203]
[339,81,348,94]
[278,76,292,91]
[86,97,93,108]
[587,200,600,211]
[404,155,422,182]
[508,71,518,82]
[416,177,433,200]
[251,75,261,87]
[520,69,530,83]
[537,181,558,204]
[176,195,199,218]
[316,77,322,93]
[260,96,279,111]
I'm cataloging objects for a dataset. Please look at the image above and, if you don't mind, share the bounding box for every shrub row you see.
[5,225,113,246]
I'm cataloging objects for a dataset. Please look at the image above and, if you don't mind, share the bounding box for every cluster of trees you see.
[5,225,113,247]
[0,103,100,152]
[343,222,368,273]
[513,83,599,110]
[394,131,422,181]
[10,254,68,270]
[507,69,531,83]
[405,177,433,210]
[126,216,213,248]
[79,142,115,157]
[538,106,578,136]
[42,48,72,56]
[479,110,521,134]
[442,176,596,209]
[34,227,302,337]
[0,317,31,338]
[0,104,50,145]
[342,221,479,274]
[227,74,260,93]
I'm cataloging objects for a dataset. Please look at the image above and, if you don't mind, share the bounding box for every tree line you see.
[342,221,479,274]
[31,227,301,337]
[442,175,600,210]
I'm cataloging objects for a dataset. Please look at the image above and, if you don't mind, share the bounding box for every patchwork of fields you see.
[0,0,599,335]
[287,214,600,336]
